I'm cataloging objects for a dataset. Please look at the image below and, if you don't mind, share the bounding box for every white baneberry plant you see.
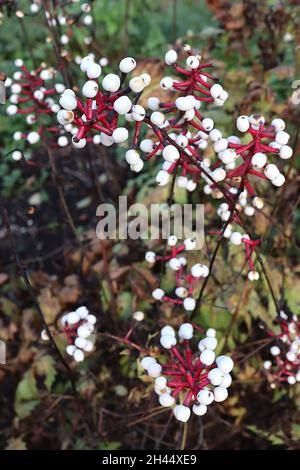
[50,45,294,405]
[4,42,294,430]
[58,47,279,284]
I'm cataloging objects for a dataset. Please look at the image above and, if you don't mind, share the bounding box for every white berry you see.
[119,57,136,73]
[173,405,191,422]
[178,323,194,340]
[213,386,228,402]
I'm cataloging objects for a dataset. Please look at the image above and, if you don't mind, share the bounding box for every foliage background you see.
[0,0,300,450]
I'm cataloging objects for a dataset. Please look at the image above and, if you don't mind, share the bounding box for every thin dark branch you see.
[0,205,79,402]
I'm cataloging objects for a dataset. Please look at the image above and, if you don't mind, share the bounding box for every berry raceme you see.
[205,115,292,282]
[138,83,284,205]
[214,198,261,281]
[200,115,290,223]
[8,44,293,422]
[41,306,96,362]
[216,114,290,193]
[43,1,96,50]
[146,235,208,312]
[140,323,233,421]
[56,54,151,152]
[262,311,300,387]
[6,61,69,147]
[127,46,230,188]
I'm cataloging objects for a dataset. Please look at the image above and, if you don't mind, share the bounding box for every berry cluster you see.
[128,46,229,188]
[59,46,292,200]
[146,235,209,312]
[141,323,233,422]
[41,306,97,362]
[74,53,109,70]
[206,115,292,282]
[216,189,257,220]
[57,54,150,156]
[263,311,300,386]
[208,115,292,195]
[44,1,95,47]
[204,116,292,278]
[210,219,261,281]
[6,60,66,146]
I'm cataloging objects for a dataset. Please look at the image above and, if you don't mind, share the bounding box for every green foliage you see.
[15,370,40,419]
[14,355,57,419]
[247,425,285,447]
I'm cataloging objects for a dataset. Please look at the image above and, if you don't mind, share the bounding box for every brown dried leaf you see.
[58,286,81,305]
[133,266,157,288]
[254,211,269,235]
[31,271,58,288]
[0,319,18,341]
[18,346,35,365]
[22,308,39,342]
[110,266,131,281]
[91,260,104,275]
[37,288,61,324]
[64,274,79,287]
[5,437,27,450]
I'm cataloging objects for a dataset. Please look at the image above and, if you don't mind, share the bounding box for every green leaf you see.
[100,441,121,450]
[15,400,40,420]
[247,425,285,446]
[15,370,40,419]
[16,370,38,402]
[291,424,300,442]
[117,291,132,319]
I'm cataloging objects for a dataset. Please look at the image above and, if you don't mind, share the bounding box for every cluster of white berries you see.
[199,114,292,283]
[163,49,228,107]
[202,114,291,201]
[209,131,239,172]
[75,53,109,68]
[57,54,151,154]
[62,306,96,362]
[216,200,260,281]
[264,312,300,386]
[6,60,69,147]
[217,190,256,224]
[140,134,199,189]
[44,2,94,47]
[128,47,229,188]
[146,235,209,312]
[237,115,291,187]
[41,306,96,362]
[141,324,233,421]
